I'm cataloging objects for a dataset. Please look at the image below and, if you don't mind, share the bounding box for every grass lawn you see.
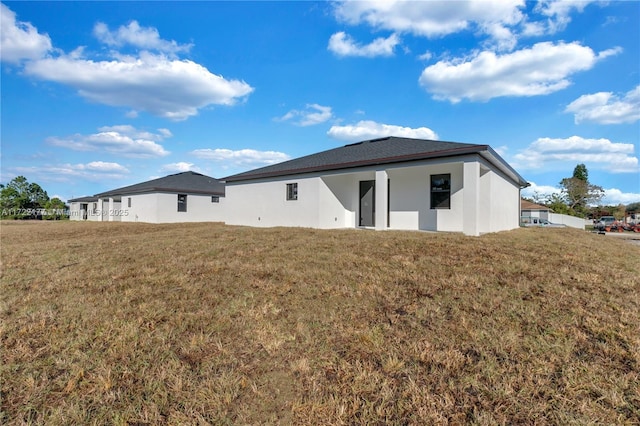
[1,221,639,425]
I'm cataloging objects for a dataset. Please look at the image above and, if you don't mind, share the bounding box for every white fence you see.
[548,213,585,229]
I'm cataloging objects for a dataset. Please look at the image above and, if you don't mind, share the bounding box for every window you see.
[211,196,219,203]
[286,183,298,201]
[177,194,187,212]
[127,197,132,208]
[430,174,450,209]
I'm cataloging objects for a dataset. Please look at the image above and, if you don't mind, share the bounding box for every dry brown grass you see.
[1,221,639,425]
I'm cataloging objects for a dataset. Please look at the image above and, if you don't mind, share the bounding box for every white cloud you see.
[521,181,562,199]
[478,22,516,51]
[601,188,640,205]
[331,1,600,52]
[93,21,192,55]
[417,50,432,61]
[327,120,438,142]
[25,51,254,121]
[531,0,598,35]
[419,42,620,103]
[512,136,638,173]
[190,148,290,168]
[332,0,524,41]
[328,31,400,57]
[10,161,130,184]
[565,85,640,124]
[0,3,52,63]
[160,162,200,173]
[275,104,333,126]
[99,125,171,142]
[79,161,129,172]
[493,145,509,157]
[6,15,252,121]
[157,128,173,138]
[47,125,171,158]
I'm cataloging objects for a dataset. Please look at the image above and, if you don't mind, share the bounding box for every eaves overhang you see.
[95,187,225,198]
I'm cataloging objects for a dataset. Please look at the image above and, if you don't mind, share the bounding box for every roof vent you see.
[344,136,391,147]
[367,137,391,143]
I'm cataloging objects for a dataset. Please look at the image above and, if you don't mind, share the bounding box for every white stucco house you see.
[69,171,225,223]
[223,137,529,236]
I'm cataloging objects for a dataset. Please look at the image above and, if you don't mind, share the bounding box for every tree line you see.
[526,164,639,220]
[0,176,68,219]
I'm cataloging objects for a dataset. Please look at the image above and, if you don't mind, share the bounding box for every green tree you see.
[625,202,640,213]
[559,164,604,216]
[572,163,589,181]
[544,193,573,215]
[44,197,68,220]
[0,176,50,218]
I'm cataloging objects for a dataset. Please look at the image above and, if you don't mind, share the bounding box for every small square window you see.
[286,183,298,201]
[211,196,219,203]
[430,174,451,209]
[177,194,187,212]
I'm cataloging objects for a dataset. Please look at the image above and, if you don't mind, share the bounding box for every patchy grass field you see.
[1,221,639,425]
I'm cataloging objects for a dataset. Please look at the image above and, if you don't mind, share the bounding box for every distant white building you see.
[69,172,225,223]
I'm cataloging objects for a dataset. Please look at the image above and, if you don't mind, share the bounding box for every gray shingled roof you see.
[68,195,99,203]
[95,171,225,198]
[223,137,526,185]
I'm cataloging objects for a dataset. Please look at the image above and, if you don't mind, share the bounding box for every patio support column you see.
[463,161,480,236]
[375,169,388,230]
[96,198,103,222]
[108,197,115,222]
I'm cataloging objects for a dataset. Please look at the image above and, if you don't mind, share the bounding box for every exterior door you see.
[359,180,375,227]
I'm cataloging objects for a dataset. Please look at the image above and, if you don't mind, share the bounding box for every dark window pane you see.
[178,194,187,212]
[430,174,451,209]
[287,183,298,200]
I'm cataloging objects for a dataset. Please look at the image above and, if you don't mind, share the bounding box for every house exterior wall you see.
[225,154,524,235]
[120,193,159,222]
[68,202,83,221]
[385,161,464,232]
[319,174,357,228]
[109,199,122,222]
[477,163,521,234]
[119,192,225,223]
[85,201,104,221]
[225,175,322,228]
[69,200,121,221]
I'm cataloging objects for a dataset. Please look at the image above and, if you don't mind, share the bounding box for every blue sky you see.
[1,1,638,205]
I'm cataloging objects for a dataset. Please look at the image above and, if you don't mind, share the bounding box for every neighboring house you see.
[223,137,529,236]
[67,196,102,221]
[520,199,551,221]
[520,199,585,229]
[69,172,225,223]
